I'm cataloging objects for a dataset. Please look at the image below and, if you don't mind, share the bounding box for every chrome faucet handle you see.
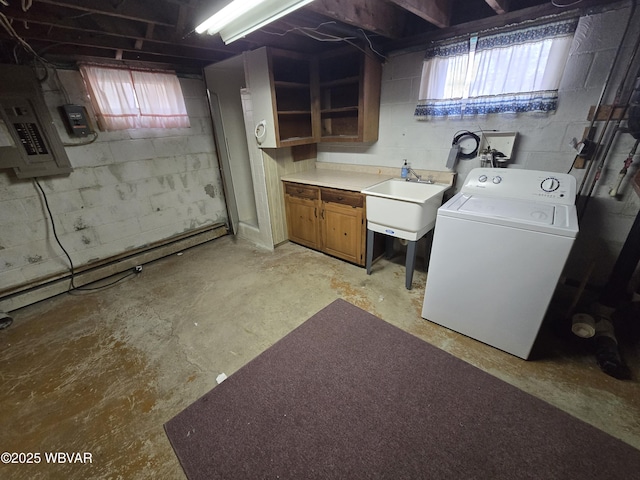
[406,167,421,181]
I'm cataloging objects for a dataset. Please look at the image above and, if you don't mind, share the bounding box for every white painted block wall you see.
[318,5,640,285]
[0,70,227,292]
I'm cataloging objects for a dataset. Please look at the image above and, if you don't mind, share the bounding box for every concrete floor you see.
[1,234,638,479]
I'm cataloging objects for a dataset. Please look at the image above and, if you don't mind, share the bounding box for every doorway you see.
[204,55,274,250]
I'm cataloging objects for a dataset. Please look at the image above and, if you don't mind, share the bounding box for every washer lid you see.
[439,193,579,237]
[458,196,555,225]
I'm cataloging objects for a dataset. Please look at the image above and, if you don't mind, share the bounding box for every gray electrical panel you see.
[0,65,72,178]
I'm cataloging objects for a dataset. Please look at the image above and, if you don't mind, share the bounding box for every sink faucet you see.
[405,167,421,182]
[406,168,435,184]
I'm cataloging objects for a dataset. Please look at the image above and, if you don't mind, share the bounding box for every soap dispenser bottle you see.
[401,160,409,178]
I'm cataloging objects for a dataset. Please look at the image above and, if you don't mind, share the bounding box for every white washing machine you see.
[422,168,579,359]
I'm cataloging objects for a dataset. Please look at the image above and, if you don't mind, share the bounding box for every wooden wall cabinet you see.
[318,47,381,143]
[284,182,366,266]
[245,47,318,148]
[245,46,381,148]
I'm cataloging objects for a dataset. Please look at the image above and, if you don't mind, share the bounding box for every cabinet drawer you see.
[321,188,363,208]
[285,183,319,200]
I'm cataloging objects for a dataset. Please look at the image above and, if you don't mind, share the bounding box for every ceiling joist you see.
[485,0,510,15]
[388,0,452,28]
[35,0,177,27]
[305,0,406,39]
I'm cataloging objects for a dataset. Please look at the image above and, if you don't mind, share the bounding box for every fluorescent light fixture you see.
[196,0,315,43]
[196,0,268,34]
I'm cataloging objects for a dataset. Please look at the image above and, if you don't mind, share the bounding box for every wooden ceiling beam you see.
[485,0,510,15]
[1,3,235,56]
[34,0,177,27]
[275,12,361,41]
[388,0,452,28]
[217,25,331,53]
[176,5,189,37]
[386,0,617,53]
[304,0,406,39]
[135,24,155,51]
[40,47,211,74]
[9,22,227,63]
[175,1,202,36]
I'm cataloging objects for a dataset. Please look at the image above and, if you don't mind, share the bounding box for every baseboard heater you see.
[0,223,229,313]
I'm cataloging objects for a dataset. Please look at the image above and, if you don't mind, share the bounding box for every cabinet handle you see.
[314,207,318,218]
[321,209,325,219]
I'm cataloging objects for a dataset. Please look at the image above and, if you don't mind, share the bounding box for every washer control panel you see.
[462,168,576,205]
[540,177,560,192]
[478,174,502,184]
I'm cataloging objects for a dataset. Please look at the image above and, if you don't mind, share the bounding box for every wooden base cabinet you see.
[284,182,366,266]
[284,183,320,249]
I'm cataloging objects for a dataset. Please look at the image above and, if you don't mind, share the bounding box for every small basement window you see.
[79,64,190,131]
[415,18,578,118]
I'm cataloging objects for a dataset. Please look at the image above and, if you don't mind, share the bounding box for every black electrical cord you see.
[33,178,139,293]
[452,130,481,159]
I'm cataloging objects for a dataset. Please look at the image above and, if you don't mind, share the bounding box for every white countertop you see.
[281,169,393,191]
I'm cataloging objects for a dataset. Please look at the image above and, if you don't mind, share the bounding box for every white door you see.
[207,91,239,234]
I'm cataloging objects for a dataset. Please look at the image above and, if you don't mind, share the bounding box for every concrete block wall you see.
[318,3,640,286]
[0,69,227,292]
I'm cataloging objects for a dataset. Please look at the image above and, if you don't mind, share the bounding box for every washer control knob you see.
[541,177,560,192]
[478,175,488,183]
[492,176,502,184]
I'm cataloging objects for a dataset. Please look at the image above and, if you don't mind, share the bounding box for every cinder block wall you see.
[318,4,640,286]
[0,69,227,292]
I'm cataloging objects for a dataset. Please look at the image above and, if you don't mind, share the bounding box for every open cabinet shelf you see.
[272,50,317,147]
[318,47,381,143]
[320,76,360,88]
[245,46,380,148]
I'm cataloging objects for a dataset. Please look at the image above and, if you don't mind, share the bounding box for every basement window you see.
[79,64,190,131]
[415,18,578,118]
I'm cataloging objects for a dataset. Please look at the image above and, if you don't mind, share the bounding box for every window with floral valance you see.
[415,18,578,118]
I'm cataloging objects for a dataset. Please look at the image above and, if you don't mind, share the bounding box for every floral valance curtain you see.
[415,19,578,118]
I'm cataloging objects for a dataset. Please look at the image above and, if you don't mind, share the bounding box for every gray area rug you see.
[165,298,640,479]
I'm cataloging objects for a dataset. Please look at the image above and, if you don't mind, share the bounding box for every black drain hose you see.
[452,130,480,159]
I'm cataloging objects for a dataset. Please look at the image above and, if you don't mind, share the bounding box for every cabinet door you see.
[284,183,321,249]
[321,201,364,266]
[286,196,320,249]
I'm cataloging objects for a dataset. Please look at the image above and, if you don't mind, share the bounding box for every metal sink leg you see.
[366,228,418,290]
[366,229,375,275]
[406,240,417,290]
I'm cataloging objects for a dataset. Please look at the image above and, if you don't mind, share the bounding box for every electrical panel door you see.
[0,65,72,178]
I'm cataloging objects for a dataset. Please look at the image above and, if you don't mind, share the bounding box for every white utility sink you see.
[362,178,449,241]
